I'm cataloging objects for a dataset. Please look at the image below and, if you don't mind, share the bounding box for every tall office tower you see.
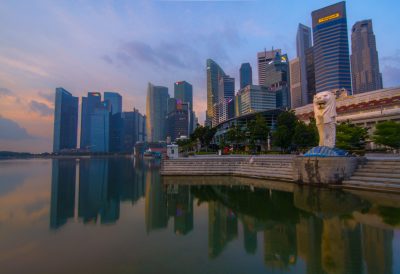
[80,92,101,149]
[305,47,316,103]
[53,87,78,153]
[351,20,383,94]
[146,83,169,142]
[90,101,111,152]
[218,75,235,102]
[240,63,252,89]
[166,101,189,141]
[174,81,193,108]
[174,81,195,133]
[235,85,276,116]
[104,92,122,114]
[296,24,313,105]
[290,58,302,108]
[206,59,226,126]
[121,108,146,152]
[312,1,352,93]
[257,48,281,86]
[264,52,291,108]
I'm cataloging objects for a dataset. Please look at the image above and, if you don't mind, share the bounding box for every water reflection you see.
[45,158,400,273]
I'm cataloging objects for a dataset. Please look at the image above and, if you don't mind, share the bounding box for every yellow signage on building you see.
[318,13,340,23]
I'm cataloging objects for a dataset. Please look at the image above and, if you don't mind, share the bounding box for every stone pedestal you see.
[293,156,365,184]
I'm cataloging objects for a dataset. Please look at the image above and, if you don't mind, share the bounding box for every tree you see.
[226,124,245,151]
[336,122,368,151]
[190,125,216,151]
[272,111,298,152]
[293,120,318,151]
[247,114,270,151]
[372,121,400,150]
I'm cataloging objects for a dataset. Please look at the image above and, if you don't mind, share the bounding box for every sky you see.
[0,0,400,153]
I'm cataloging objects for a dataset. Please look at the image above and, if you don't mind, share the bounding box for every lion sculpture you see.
[313,91,337,148]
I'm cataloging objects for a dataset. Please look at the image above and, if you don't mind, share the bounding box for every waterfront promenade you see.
[161,154,400,193]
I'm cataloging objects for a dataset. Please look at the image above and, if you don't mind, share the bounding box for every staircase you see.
[343,158,400,192]
[161,156,294,181]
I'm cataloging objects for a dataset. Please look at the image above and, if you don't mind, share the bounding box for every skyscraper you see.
[264,52,291,108]
[206,59,225,126]
[240,63,252,89]
[174,81,193,109]
[305,47,316,104]
[351,19,383,94]
[296,24,312,105]
[290,58,302,108]
[53,87,78,153]
[80,92,101,149]
[146,83,169,142]
[89,101,111,152]
[104,91,122,115]
[121,108,146,152]
[257,49,281,86]
[312,1,352,93]
[218,75,235,102]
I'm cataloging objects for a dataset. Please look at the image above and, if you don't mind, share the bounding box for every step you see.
[349,176,400,184]
[342,180,400,192]
[353,172,400,179]
[357,166,400,173]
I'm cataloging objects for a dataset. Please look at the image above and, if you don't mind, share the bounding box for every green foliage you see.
[372,121,400,149]
[272,111,297,152]
[293,120,318,150]
[336,122,368,151]
[226,124,245,150]
[247,114,270,145]
[190,125,216,150]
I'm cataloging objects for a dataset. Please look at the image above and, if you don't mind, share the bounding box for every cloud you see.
[382,65,400,88]
[29,100,53,116]
[101,55,113,64]
[0,116,35,140]
[0,87,13,97]
[38,91,54,103]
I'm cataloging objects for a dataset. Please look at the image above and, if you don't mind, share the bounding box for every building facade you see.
[174,81,196,134]
[166,102,189,141]
[312,1,352,93]
[289,58,302,109]
[206,59,226,126]
[122,108,146,152]
[53,87,79,152]
[257,49,281,86]
[296,24,312,105]
[240,63,253,89]
[305,47,316,104]
[264,52,291,108]
[146,83,169,142]
[104,92,122,115]
[80,92,101,149]
[235,85,276,117]
[351,19,383,94]
[89,101,111,152]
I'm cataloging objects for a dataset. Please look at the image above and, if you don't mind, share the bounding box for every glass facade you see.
[240,63,252,89]
[146,83,169,142]
[104,92,122,115]
[206,59,225,126]
[53,87,78,152]
[122,109,146,152]
[89,101,111,152]
[312,1,352,93]
[80,92,101,149]
[296,24,312,105]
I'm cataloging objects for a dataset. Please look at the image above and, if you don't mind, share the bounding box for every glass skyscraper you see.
[89,101,111,152]
[174,81,193,108]
[104,91,122,115]
[80,92,101,149]
[351,19,383,94]
[239,63,252,89]
[206,59,225,126]
[296,24,312,105]
[53,87,78,153]
[312,1,352,93]
[146,83,169,142]
[257,49,281,86]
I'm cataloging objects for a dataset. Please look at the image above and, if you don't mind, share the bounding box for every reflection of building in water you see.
[50,159,76,229]
[321,218,362,274]
[167,185,193,235]
[362,225,393,274]
[263,222,297,269]
[242,215,258,254]
[145,166,168,232]
[296,215,323,274]
[120,159,146,204]
[208,200,238,259]
[78,159,120,224]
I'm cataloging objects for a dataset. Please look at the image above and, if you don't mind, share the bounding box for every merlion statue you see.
[313,91,337,148]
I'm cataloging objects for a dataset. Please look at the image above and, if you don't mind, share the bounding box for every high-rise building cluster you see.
[53,89,146,153]
[205,1,384,126]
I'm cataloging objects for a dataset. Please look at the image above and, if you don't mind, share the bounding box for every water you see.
[0,157,399,274]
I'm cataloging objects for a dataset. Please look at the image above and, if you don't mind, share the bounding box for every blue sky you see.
[0,0,399,152]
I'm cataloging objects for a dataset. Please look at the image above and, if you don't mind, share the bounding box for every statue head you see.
[313,91,337,124]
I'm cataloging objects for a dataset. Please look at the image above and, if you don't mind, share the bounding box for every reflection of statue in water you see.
[313,91,337,148]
